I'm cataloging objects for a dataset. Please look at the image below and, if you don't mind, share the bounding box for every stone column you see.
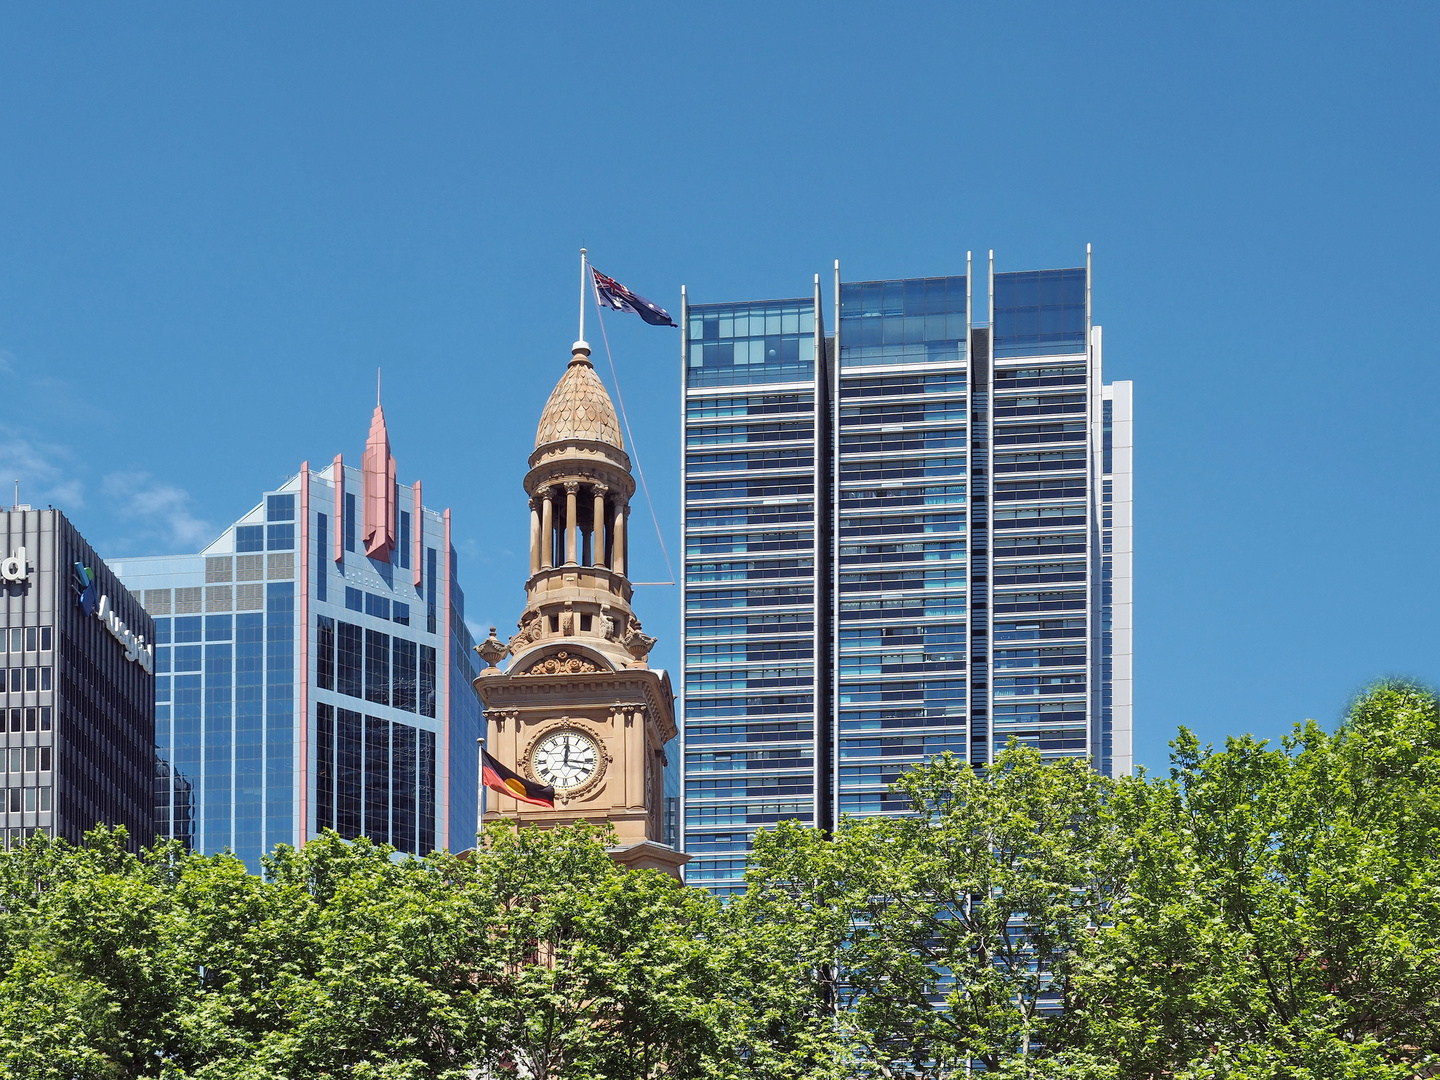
[564,482,579,565]
[529,496,541,575]
[612,498,626,577]
[592,485,608,568]
[627,707,646,809]
[540,488,554,570]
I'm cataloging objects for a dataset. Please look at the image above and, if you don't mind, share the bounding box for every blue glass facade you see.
[681,294,826,895]
[118,463,481,872]
[681,255,1133,893]
[837,275,970,816]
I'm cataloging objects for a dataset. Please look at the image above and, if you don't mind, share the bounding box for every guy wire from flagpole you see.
[590,286,676,587]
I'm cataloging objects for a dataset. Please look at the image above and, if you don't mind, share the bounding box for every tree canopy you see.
[742,680,1440,1080]
[0,682,1435,1079]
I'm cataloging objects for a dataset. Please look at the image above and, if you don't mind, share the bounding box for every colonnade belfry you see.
[501,338,650,663]
[531,472,626,576]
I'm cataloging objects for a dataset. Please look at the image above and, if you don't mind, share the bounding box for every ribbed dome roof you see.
[534,350,624,450]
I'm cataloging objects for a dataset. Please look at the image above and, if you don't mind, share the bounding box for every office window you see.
[268,524,295,551]
[24,669,35,692]
[365,593,391,621]
[316,615,336,691]
[391,722,416,853]
[344,493,356,553]
[364,716,390,844]
[392,638,417,712]
[392,602,410,626]
[24,709,35,733]
[236,525,265,553]
[338,623,363,698]
[316,702,334,833]
[174,617,203,644]
[398,511,411,570]
[267,494,295,521]
[24,628,36,651]
[345,587,363,613]
[39,707,49,731]
[365,630,390,706]
[337,708,362,839]
[38,669,50,692]
[206,615,232,641]
[426,548,437,633]
[419,645,436,719]
[316,513,328,603]
[6,629,19,653]
[419,728,436,854]
[234,609,264,863]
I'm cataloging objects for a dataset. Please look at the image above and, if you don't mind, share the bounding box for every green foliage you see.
[743,745,1122,1077]
[743,681,1440,1080]
[1058,681,1440,1079]
[0,823,849,1079]
[0,682,1435,1078]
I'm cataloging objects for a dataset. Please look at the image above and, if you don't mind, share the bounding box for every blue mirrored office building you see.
[113,406,482,871]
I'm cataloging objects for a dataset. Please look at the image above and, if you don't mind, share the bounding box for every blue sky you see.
[2,4,1436,772]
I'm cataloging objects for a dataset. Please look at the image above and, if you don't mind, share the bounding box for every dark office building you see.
[0,508,155,850]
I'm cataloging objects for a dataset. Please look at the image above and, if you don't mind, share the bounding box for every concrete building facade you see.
[0,508,155,850]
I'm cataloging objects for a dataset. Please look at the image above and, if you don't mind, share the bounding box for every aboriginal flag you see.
[482,747,555,808]
[591,268,678,327]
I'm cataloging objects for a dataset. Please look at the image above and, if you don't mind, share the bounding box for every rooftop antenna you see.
[12,480,16,508]
[377,367,382,406]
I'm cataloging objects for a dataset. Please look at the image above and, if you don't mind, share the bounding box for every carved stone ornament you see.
[617,616,656,663]
[507,616,544,654]
[475,627,508,669]
[524,649,601,676]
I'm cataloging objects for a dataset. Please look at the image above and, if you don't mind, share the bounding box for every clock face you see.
[531,730,601,790]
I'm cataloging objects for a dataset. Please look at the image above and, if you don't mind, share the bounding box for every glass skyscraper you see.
[680,251,1133,893]
[113,404,482,870]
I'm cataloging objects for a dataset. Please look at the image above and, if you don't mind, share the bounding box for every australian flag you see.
[591,268,677,327]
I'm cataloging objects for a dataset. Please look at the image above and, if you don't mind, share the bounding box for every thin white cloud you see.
[0,426,85,509]
[102,471,214,551]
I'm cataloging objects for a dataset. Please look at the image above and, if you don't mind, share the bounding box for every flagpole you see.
[578,247,588,347]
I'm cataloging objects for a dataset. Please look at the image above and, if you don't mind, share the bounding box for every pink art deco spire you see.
[362,378,397,559]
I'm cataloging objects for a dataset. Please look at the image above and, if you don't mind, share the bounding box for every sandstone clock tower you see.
[473,337,686,877]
